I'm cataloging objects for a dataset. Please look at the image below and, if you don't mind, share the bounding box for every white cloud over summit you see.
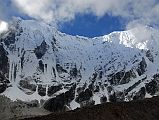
[0,0,159,29]
[0,21,8,33]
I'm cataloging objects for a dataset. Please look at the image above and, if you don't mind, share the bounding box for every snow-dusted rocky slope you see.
[0,18,159,111]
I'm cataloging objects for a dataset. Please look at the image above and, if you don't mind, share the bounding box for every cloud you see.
[0,0,159,29]
[12,0,54,22]
[0,21,8,33]
[0,0,122,21]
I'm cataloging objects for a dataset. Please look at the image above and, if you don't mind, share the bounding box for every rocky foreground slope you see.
[0,18,159,112]
[23,96,159,120]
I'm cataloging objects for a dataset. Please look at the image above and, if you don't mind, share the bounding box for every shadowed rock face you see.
[0,44,9,93]
[0,84,8,94]
[133,87,146,100]
[43,84,76,112]
[34,41,49,59]
[47,85,62,96]
[39,60,44,73]
[76,89,93,103]
[146,80,158,95]
[108,69,136,85]
[19,80,36,95]
[146,50,154,62]
[100,96,107,103]
[38,84,46,96]
[136,57,147,76]
[0,30,16,46]
[56,64,67,74]
[22,96,159,120]
[0,45,9,76]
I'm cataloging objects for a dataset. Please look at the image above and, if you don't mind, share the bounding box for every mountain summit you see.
[0,19,159,111]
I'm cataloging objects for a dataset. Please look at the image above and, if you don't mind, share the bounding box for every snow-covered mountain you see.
[0,18,159,111]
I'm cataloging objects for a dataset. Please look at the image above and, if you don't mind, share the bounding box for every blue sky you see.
[0,0,159,38]
[59,14,126,37]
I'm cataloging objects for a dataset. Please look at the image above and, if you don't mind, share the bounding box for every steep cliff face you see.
[0,18,159,112]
